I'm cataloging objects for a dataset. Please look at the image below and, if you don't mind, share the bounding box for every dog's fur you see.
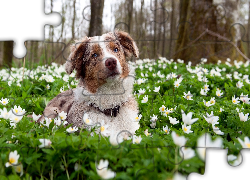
[38,30,140,137]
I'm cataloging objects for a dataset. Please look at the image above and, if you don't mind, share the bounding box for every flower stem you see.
[63,155,70,180]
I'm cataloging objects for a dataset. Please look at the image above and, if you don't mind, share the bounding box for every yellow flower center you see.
[162,108,165,111]
[219,111,221,112]
[135,117,139,120]
[16,166,21,172]
[211,100,214,104]
[86,119,90,123]
[15,109,18,113]
[233,100,236,103]
[165,112,169,115]
[184,127,187,132]
[176,83,179,86]
[135,139,140,144]
[9,158,15,164]
[101,126,105,132]
[217,93,220,96]
[14,117,18,121]
[205,86,207,89]
[165,130,168,133]
[187,96,189,99]
[3,101,6,104]
[60,116,64,119]
[71,128,74,131]
[247,143,250,148]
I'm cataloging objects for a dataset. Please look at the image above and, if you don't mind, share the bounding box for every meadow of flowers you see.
[0,58,250,179]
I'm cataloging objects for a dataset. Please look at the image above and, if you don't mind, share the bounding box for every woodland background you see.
[0,0,250,68]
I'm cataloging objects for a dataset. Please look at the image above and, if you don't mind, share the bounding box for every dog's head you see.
[65,30,139,93]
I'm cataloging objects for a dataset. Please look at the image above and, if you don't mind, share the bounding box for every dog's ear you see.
[65,37,89,78]
[115,30,139,58]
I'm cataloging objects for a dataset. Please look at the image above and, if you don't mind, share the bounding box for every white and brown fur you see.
[38,30,140,137]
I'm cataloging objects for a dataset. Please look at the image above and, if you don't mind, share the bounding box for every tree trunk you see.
[72,0,76,39]
[153,0,157,59]
[88,0,105,37]
[169,0,176,58]
[127,0,133,33]
[161,0,166,57]
[248,1,250,57]
[3,41,13,68]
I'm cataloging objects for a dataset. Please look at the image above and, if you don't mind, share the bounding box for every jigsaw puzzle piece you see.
[0,0,61,58]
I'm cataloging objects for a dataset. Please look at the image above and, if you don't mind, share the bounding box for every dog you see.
[38,30,140,139]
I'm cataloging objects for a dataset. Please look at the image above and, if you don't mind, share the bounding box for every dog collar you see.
[89,103,125,117]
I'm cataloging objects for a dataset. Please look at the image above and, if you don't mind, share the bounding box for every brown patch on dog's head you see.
[65,36,90,79]
[65,30,139,94]
[114,30,139,59]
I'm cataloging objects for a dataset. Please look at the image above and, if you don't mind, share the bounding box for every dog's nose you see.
[105,58,117,70]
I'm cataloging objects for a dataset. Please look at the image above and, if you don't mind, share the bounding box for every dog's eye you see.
[114,48,118,52]
[92,53,98,58]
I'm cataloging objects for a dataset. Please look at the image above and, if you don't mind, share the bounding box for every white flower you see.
[239,112,249,122]
[9,114,23,124]
[66,126,78,133]
[74,163,81,171]
[8,81,12,86]
[174,80,181,88]
[238,136,250,148]
[236,81,244,88]
[163,125,170,134]
[239,93,250,104]
[100,120,110,136]
[60,86,64,92]
[83,113,93,125]
[144,129,151,136]
[153,86,160,93]
[39,139,52,148]
[212,124,224,135]
[216,89,223,97]
[14,163,23,176]
[204,83,210,91]
[159,105,166,114]
[12,105,26,115]
[141,95,148,103]
[169,116,179,125]
[181,110,199,125]
[171,131,187,147]
[96,159,116,179]
[46,84,50,89]
[5,150,20,167]
[150,114,158,122]
[203,99,212,107]
[180,147,195,160]
[197,133,223,161]
[232,95,240,104]
[134,114,142,122]
[200,88,207,96]
[58,111,67,120]
[138,88,146,96]
[109,131,124,146]
[209,97,216,105]
[183,91,193,100]
[219,107,224,112]
[32,112,41,121]
[182,124,193,134]
[133,135,142,144]
[0,108,12,119]
[163,108,172,117]
[203,111,219,125]
[0,98,9,105]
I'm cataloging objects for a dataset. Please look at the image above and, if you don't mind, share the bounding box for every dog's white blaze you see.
[98,35,122,74]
